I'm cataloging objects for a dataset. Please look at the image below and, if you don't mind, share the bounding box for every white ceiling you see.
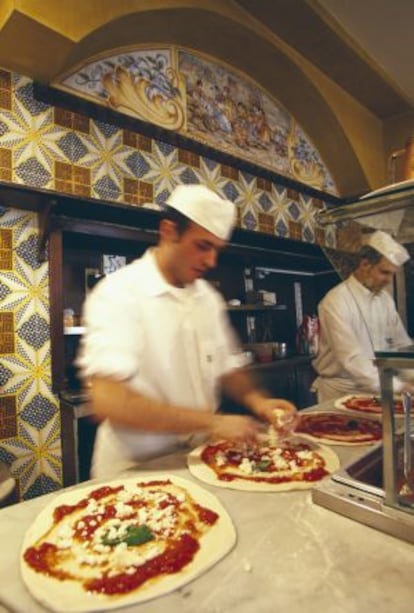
[318,0,414,104]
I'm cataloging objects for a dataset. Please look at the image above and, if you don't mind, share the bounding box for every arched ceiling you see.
[0,0,412,195]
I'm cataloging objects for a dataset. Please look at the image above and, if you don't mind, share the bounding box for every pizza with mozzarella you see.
[188,436,339,492]
[21,475,236,612]
[334,394,414,415]
[295,411,382,445]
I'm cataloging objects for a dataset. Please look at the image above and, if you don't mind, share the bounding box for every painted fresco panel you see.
[58,47,337,195]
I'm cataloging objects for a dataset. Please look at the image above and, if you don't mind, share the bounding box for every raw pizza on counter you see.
[295,411,382,445]
[187,435,339,492]
[334,394,414,415]
[21,475,236,612]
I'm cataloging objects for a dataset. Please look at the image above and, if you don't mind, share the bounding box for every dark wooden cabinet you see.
[220,356,317,413]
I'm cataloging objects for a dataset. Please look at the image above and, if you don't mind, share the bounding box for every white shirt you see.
[312,274,411,400]
[77,249,243,477]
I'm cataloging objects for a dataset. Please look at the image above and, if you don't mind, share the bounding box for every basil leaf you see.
[254,460,271,471]
[125,525,154,546]
[102,524,154,547]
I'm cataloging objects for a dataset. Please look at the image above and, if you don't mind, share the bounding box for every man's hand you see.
[251,397,298,439]
[401,382,414,396]
[209,414,262,444]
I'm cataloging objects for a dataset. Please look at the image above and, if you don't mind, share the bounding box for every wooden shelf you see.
[227,304,287,312]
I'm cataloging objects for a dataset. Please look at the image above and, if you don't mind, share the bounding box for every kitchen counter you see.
[0,404,413,613]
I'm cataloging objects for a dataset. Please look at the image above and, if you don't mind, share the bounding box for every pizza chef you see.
[313,230,414,402]
[77,184,296,478]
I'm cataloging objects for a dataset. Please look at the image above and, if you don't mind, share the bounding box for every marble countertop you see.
[1,411,413,613]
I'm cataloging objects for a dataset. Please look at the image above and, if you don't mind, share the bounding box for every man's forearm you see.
[90,376,214,433]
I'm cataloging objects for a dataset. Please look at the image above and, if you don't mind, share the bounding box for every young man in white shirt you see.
[78,184,296,478]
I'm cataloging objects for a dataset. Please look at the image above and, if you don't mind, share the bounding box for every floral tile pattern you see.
[0,207,61,500]
[0,67,336,501]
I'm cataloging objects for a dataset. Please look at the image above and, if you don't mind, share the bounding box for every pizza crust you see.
[334,394,382,414]
[333,394,410,415]
[295,411,382,446]
[20,474,236,612]
[187,437,340,492]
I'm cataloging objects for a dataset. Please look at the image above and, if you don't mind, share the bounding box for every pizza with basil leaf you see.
[295,411,382,445]
[188,435,339,492]
[21,475,236,612]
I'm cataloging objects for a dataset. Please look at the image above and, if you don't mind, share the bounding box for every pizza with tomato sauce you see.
[295,411,382,445]
[334,394,414,415]
[188,436,339,492]
[21,475,236,612]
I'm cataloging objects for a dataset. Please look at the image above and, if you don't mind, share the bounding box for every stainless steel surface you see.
[313,435,414,543]
[402,392,413,497]
[376,353,414,512]
[316,180,414,226]
[313,349,414,543]
[312,477,414,544]
[378,365,399,506]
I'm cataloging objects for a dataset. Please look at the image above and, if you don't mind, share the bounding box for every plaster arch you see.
[54,7,371,196]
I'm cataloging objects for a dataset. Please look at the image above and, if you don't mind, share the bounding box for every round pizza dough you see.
[334,394,383,414]
[187,438,340,492]
[20,474,236,612]
[295,411,382,446]
[333,394,409,416]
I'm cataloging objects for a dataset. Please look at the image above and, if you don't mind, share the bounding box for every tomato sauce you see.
[53,486,123,522]
[202,441,329,483]
[24,543,71,580]
[85,534,199,595]
[194,504,218,526]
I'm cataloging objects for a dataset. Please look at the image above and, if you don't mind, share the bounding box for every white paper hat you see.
[366,230,410,267]
[165,184,236,240]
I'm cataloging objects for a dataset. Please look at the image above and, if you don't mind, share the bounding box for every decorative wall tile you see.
[178,149,200,168]
[122,130,152,152]
[289,220,303,241]
[55,161,91,196]
[54,107,90,134]
[0,147,12,181]
[0,395,17,438]
[0,312,15,353]
[258,212,274,234]
[0,228,13,269]
[125,151,151,178]
[218,164,235,181]
[0,69,12,110]
[315,227,326,245]
[257,177,272,192]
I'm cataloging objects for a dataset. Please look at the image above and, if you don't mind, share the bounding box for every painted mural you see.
[61,49,186,132]
[58,47,337,195]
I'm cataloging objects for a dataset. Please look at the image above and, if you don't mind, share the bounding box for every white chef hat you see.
[165,184,236,240]
[366,230,410,267]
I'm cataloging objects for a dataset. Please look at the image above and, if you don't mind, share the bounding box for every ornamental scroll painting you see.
[57,47,336,194]
[60,49,186,131]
